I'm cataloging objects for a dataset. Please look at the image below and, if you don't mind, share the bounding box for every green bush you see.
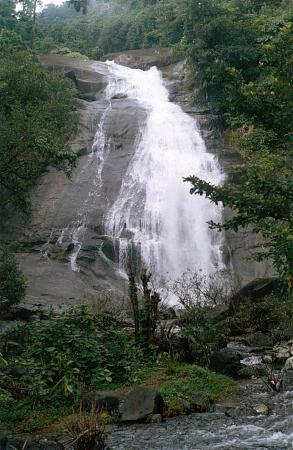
[0,29,76,215]
[237,125,278,152]
[0,248,26,310]
[4,308,143,398]
[0,306,237,431]
[178,307,225,366]
[0,307,146,430]
[227,292,293,341]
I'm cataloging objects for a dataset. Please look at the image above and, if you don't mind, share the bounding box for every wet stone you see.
[119,387,165,423]
[82,390,124,413]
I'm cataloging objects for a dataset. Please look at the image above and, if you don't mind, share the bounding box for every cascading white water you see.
[105,62,225,282]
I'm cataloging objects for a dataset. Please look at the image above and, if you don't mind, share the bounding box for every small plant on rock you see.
[66,409,106,450]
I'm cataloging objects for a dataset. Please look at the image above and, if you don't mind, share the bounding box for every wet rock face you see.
[102,47,173,70]
[0,50,274,309]
[165,61,275,288]
[209,348,242,377]
[2,54,146,309]
[82,390,124,413]
[119,387,165,423]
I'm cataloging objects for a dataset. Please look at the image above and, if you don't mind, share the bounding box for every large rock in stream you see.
[119,387,165,423]
[210,348,242,377]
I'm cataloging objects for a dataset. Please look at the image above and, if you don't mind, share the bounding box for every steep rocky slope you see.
[1,50,273,310]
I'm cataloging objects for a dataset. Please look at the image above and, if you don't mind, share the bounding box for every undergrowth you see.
[0,307,236,432]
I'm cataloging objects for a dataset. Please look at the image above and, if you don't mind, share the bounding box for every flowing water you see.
[107,387,293,450]
[104,62,224,282]
[46,62,224,281]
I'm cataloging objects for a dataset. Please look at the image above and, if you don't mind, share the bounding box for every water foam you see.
[105,62,225,281]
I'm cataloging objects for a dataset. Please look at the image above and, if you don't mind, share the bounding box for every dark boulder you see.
[9,306,38,322]
[243,332,273,348]
[4,341,23,357]
[204,304,229,324]
[191,393,215,412]
[210,348,242,377]
[65,70,78,88]
[229,278,279,311]
[215,402,245,418]
[237,364,268,378]
[0,435,61,449]
[119,387,165,423]
[66,243,75,253]
[148,413,163,423]
[82,390,124,413]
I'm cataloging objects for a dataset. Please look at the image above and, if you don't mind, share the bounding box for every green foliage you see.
[67,0,90,14]
[165,270,230,365]
[0,397,73,432]
[182,0,293,288]
[0,0,17,30]
[0,247,26,309]
[38,2,82,27]
[0,307,145,429]
[179,0,293,287]
[228,292,293,341]
[185,149,293,286]
[36,0,184,58]
[0,307,236,431]
[179,307,225,366]
[0,30,76,215]
[147,359,237,404]
[0,387,12,405]
[5,308,142,397]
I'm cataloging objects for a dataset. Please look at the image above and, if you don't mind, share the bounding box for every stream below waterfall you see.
[107,384,293,450]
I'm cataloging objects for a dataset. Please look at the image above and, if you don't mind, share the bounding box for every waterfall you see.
[104,62,225,282]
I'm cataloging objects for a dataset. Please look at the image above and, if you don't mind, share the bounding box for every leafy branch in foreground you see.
[184,150,293,289]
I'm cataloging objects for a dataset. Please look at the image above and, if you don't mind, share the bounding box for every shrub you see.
[0,307,145,402]
[227,292,293,341]
[66,410,106,450]
[178,306,225,366]
[0,248,26,310]
[165,270,230,365]
[236,125,278,153]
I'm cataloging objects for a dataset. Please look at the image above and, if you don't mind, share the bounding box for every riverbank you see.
[1,281,293,449]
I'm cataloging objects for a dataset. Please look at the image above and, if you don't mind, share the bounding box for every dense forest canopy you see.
[0,0,292,286]
[0,1,78,217]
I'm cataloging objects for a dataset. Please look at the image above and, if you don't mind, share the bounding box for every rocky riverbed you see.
[2,380,293,450]
[2,336,293,450]
[107,388,293,450]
